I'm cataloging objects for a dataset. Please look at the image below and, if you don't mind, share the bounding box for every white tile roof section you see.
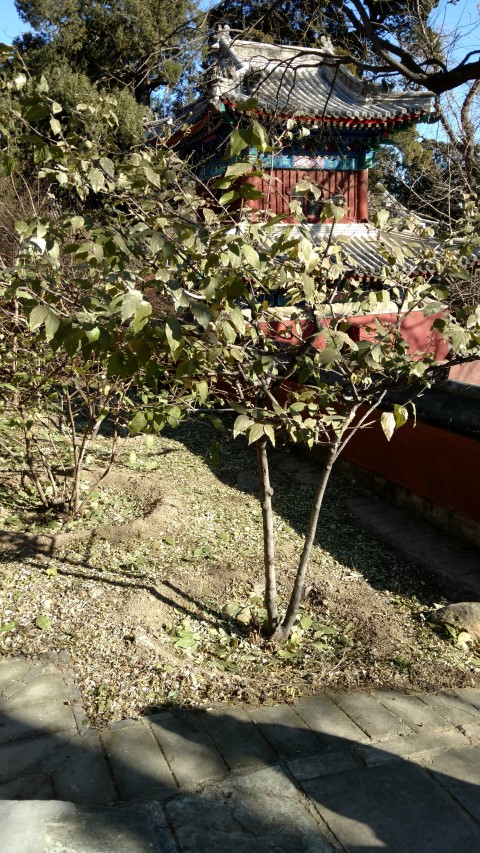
[297,223,439,276]
[210,33,435,121]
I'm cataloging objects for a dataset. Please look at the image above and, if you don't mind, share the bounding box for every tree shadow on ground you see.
[160,420,470,609]
[1,695,480,851]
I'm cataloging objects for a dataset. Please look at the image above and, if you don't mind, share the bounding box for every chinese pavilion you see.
[168,28,480,545]
[170,25,437,277]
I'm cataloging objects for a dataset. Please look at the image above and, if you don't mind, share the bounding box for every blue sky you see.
[0,1,27,43]
[2,0,478,48]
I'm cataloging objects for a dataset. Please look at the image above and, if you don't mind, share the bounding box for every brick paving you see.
[346,495,480,594]
[2,453,480,850]
[2,655,480,851]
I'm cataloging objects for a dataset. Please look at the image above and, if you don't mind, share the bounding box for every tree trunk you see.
[272,403,362,643]
[256,435,279,633]
[273,442,338,641]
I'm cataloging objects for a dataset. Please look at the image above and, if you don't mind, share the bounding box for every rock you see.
[430,603,480,641]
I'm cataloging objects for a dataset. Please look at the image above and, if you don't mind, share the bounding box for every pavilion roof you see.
[205,28,436,129]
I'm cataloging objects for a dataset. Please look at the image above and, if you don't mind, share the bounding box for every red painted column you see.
[357,169,369,221]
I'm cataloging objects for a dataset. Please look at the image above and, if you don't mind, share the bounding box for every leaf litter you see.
[1,420,479,726]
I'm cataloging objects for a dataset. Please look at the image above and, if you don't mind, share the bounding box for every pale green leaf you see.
[44,309,60,342]
[243,244,260,269]
[380,411,396,441]
[247,423,265,445]
[233,414,253,438]
[29,304,49,330]
[88,168,105,192]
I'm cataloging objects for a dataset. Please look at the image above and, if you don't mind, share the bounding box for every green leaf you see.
[373,209,390,229]
[243,244,260,269]
[224,161,252,178]
[121,289,142,321]
[163,536,175,545]
[190,301,211,329]
[44,309,60,342]
[197,380,208,403]
[226,128,251,158]
[35,614,52,630]
[228,306,246,335]
[0,621,16,633]
[174,634,197,649]
[251,120,270,152]
[49,117,61,135]
[100,157,115,177]
[233,414,253,438]
[130,412,147,435]
[218,531,229,541]
[165,318,182,355]
[29,304,49,331]
[247,423,265,445]
[88,168,105,192]
[263,424,276,446]
[393,404,409,430]
[45,567,58,577]
[219,190,240,206]
[380,411,396,441]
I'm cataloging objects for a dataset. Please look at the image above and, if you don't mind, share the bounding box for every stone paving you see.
[347,495,480,595]
[2,453,480,850]
[2,654,480,851]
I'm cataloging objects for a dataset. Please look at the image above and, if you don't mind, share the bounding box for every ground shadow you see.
[1,693,480,851]
[166,420,477,609]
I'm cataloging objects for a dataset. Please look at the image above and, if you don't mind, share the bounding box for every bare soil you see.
[1,422,479,725]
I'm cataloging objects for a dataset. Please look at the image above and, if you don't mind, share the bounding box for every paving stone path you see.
[2,654,480,851]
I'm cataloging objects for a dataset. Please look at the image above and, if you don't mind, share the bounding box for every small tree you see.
[2,45,480,638]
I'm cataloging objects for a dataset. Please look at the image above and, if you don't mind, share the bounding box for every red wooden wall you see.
[246,169,368,222]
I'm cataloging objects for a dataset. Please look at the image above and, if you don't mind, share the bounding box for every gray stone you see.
[0,673,70,710]
[332,692,412,741]
[421,691,480,725]
[53,732,118,804]
[294,693,370,748]
[0,733,66,783]
[197,706,277,771]
[245,703,323,757]
[373,691,450,730]
[0,773,55,800]
[44,806,163,853]
[288,749,361,782]
[355,727,470,766]
[101,722,176,801]
[0,659,34,691]
[428,746,480,823]
[0,800,172,853]
[147,711,227,788]
[429,603,480,641]
[304,759,480,851]
[457,722,480,742]
[0,701,77,744]
[456,687,480,712]
[167,765,333,853]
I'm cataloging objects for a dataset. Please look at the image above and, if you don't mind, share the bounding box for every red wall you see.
[246,168,368,223]
[342,409,480,525]
[266,310,449,360]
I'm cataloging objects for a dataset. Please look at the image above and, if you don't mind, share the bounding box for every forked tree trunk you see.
[270,403,362,643]
[272,442,338,642]
[256,435,279,633]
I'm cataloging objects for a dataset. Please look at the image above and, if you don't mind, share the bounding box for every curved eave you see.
[220,98,431,131]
